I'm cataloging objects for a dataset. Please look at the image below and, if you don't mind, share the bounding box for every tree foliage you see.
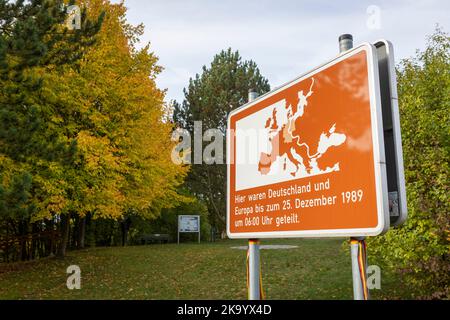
[47,0,190,221]
[0,0,104,258]
[0,0,102,206]
[368,27,449,299]
[1,0,190,260]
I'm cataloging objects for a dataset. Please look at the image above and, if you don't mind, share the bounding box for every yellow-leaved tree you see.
[39,0,190,255]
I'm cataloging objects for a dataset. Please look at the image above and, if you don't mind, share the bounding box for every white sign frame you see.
[226,43,391,239]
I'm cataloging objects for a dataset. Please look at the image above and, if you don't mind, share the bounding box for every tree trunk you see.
[5,220,10,263]
[121,221,127,246]
[31,223,38,260]
[57,213,70,258]
[47,219,55,256]
[121,218,131,246]
[70,215,76,249]
[19,220,28,261]
[78,217,86,249]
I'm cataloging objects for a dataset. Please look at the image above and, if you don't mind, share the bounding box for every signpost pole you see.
[248,239,260,300]
[339,34,368,300]
[350,237,368,300]
[247,89,261,300]
[198,216,201,244]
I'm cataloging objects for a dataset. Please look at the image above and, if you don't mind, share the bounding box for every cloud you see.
[111,0,449,103]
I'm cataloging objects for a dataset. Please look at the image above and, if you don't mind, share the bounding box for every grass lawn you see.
[0,238,411,300]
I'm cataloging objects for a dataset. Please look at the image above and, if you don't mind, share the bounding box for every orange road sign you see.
[227,43,391,238]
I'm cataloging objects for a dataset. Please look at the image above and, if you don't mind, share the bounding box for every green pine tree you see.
[174,48,270,233]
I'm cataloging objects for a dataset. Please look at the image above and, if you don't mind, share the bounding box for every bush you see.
[368,27,449,299]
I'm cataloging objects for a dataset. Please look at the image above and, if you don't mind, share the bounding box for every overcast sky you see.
[111,0,449,103]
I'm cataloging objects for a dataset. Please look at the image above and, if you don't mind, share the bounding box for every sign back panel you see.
[227,44,389,238]
[374,39,407,226]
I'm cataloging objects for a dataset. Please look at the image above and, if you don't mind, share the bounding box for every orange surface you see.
[228,50,380,234]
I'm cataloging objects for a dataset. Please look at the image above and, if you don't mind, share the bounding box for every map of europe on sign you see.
[257,77,346,180]
[227,44,389,238]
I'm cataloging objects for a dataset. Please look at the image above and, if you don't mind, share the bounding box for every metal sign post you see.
[248,239,261,300]
[247,90,261,300]
[339,34,368,301]
[350,237,369,300]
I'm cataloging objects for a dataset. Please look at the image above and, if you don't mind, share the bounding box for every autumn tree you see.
[173,49,270,233]
[1,0,190,259]
[0,0,103,260]
[43,0,190,254]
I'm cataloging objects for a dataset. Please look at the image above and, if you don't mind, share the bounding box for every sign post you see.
[338,34,369,301]
[227,35,407,299]
[178,215,201,244]
[247,90,261,300]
